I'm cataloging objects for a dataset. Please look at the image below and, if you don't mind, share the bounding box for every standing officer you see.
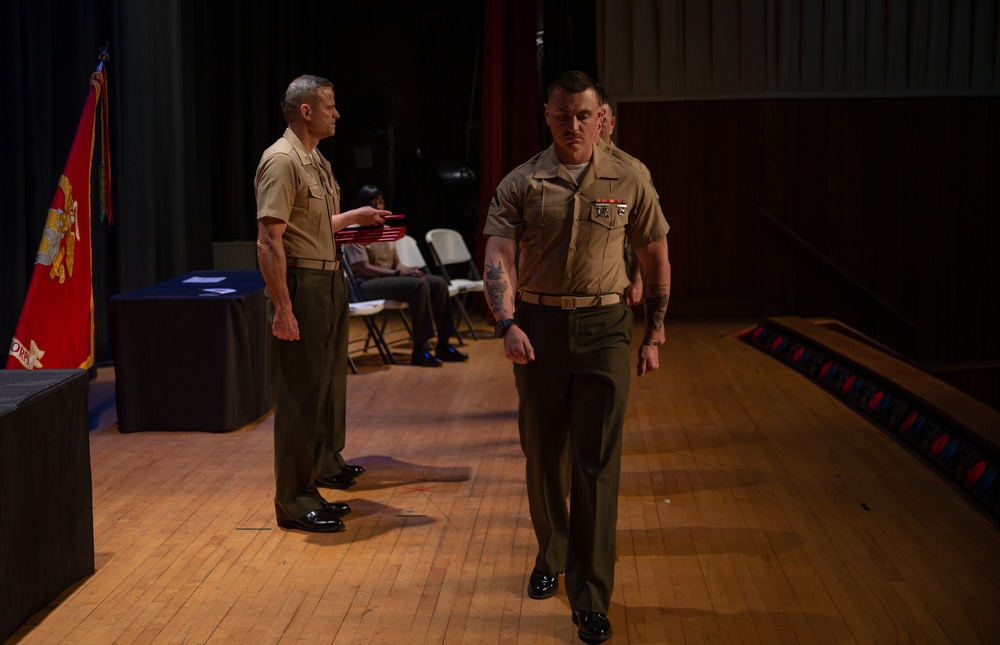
[483,70,671,643]
[256,75,388,533]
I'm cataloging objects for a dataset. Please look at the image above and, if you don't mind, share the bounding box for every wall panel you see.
[618,96,1000,407]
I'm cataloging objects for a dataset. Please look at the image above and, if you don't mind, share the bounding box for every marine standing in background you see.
[255,75,389,533]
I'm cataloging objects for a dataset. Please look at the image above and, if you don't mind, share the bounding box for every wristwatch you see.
[495,318,519,338]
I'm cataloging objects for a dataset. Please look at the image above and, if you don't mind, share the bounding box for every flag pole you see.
[96,42,109,72]
[94,43,113,225]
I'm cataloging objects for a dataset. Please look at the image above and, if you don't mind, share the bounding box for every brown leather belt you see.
[520,291,621,309]
[286,257,341,271]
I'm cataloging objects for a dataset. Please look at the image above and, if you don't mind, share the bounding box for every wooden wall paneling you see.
[644,102,680,300]
[614,95,999,409]
[666,102,695,310]
[870,99,917,345]
[776,100,812,315]
[940,98,999,364]
[827,99,875,339]
[899,98,945,360]
[829,99,881,342]
[736,100,764,316]
[793,99,839,319]
[621,101,694,310]
[882,99,921,351]
[701,101,743,306]
[824,98,849,314]
[968,100,1000,371]
[758,100,790,315]
[686,101,710,308]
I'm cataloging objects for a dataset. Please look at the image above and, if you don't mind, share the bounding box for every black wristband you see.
[495,318,518,338]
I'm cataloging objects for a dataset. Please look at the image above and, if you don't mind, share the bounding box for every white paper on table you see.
[199,288,237,296]
[183,276,227,283]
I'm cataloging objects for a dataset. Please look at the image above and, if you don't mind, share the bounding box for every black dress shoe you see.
[276,507,346,533]
[436,345,469,362]
[411,348,443,367]
[319,500,351,518]
[342,463,366,478]
[527,567,559,599]
[572,611,612,643]
[315,473,356,489]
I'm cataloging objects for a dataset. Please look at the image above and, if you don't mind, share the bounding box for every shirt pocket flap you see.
[586,202,628,230]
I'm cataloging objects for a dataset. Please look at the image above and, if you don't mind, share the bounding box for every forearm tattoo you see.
[645,284,670,332]
[485,260,510,316]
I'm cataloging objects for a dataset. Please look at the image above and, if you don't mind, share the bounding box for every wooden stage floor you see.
[10,319,1000,644]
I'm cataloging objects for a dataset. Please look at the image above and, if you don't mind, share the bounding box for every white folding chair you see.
[344,254,410,353]
[394,235,426,270]
[397,234,476,344]
[425,228,484,340]
[343,266,396,372]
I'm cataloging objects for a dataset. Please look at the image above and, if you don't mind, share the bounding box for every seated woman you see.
[342,185,469,367]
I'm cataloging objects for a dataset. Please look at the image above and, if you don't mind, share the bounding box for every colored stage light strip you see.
[738,323,1000,524]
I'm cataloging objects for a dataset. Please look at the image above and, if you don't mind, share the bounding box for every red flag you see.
[7,68,111,370]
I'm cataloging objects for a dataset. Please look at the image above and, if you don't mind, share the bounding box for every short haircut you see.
[353,184,384,209]
[594,82,612,107]
[281,75,334,123]
[546,70,599,100]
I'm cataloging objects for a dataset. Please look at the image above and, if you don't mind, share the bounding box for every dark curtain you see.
[474,0,600,271]
[3,0,485,367]
[475,0,543,256]
[1,0,113,364]
[597,0,1000,99]
[540,0,598,90]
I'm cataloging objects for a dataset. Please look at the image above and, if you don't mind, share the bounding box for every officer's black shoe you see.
[275,507,346,533]
[342,463,366,478]
[572,611,612,643]
[318,500,351,518]
[315,473,356,489]
[527,568,559,599]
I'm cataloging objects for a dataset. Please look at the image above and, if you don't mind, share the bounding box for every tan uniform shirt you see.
[342,242,396,270]
[484,144,669,295]
[598,139,654,184]
[601,139,661,206]
[254,128,341,261]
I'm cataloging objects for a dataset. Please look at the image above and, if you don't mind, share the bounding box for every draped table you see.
[0,368,93,641]
[109,270,272,432]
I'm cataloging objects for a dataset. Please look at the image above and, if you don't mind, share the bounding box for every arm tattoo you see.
[485,259,510,316]
[645,284,670,332]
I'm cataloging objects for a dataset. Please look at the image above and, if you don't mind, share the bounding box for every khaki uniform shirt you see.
[342,242,396,271]
[484,144,669,295]
[255,128,341,261]
[598,139,654,185]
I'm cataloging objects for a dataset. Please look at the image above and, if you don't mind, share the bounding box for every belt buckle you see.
[560,296,577,310]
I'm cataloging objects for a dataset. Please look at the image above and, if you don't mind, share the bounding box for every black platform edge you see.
[738,320,1000,527]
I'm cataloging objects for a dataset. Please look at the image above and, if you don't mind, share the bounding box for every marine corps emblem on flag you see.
[36,175,80,284]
